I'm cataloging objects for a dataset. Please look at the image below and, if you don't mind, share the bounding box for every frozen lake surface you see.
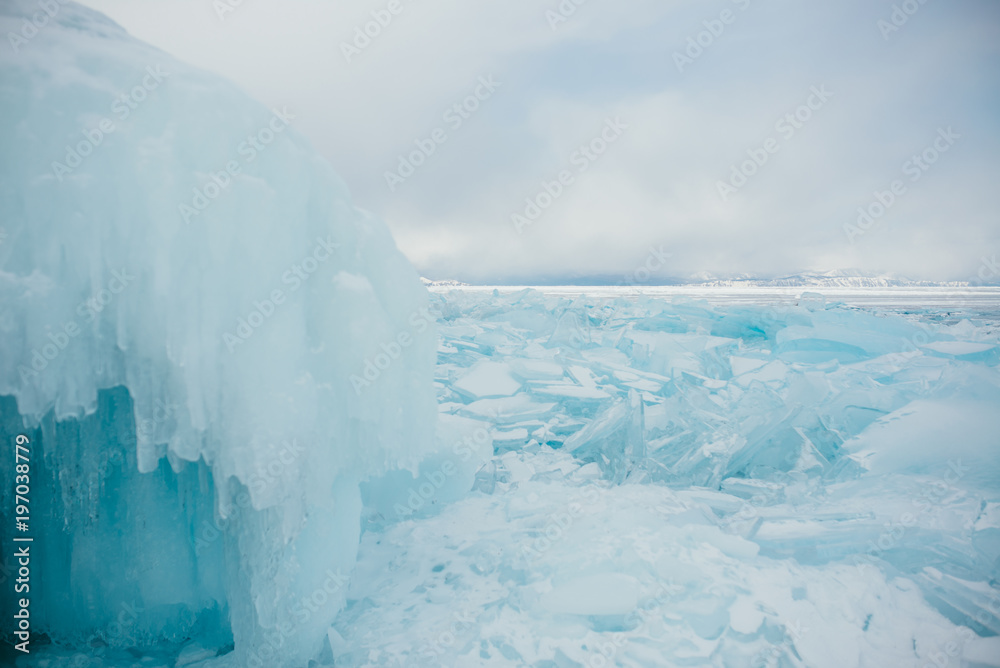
[436,284,1000,313]
[332,286,1000,667]
[16,286,1000,668]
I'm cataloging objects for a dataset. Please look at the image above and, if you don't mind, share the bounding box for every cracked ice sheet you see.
[325,290,1000,668]
[19,287,1000,668]
[330,449,971,668]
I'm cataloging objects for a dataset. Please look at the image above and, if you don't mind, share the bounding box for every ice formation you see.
[0,2,439,666]
[2,3,999,668]
[327,288,1000,667]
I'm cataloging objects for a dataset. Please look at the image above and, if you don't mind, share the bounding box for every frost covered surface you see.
[329,289,1000,668]
[0,2,435,666]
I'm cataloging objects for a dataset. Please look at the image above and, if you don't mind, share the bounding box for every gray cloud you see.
[78,0,1000,283]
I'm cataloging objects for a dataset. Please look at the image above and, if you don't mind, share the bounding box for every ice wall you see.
[0,2,437,665]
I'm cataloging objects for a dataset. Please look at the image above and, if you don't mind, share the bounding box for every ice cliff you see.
[0,2,439,665]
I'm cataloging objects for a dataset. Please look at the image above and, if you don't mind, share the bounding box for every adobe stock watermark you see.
[104,601,143,646]
[384,76,501,192]
[51,65,169,181]
[245,565,351,668]
[193,438,306,555]
[511,117,628,234]
[179,107,294,224]
[673,0,753,73]
[135,399,180,442]
[545,0,590,31]
[7,0,69,53]
[341,0,416,63]
[877,0,932,40]
[350,305,440,394]
[920,253,1000,331]
[972,253,999,285]
[852,459,968,574]
[417,608,479,662]
[716,84,833,202]
[586,580,684,667]
[920,624,978,668]
[392,426,492,518]
[222,235,338,352]
[844,126,959,244]
[719,471,799,534]
[213,0,249,21]
[551,310,591,351]
[76,400,178,494]
[752,618,809,668]
[17,268,135,384]
[617,245,672,288]
[517,486,601,567]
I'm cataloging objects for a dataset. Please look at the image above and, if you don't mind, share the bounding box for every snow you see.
[453,361,521,399]
[921,341,997,355]
[540,573,641,615]
[844,398,1000,485]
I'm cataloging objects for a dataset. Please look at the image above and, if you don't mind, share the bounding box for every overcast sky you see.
[76,0,999,283]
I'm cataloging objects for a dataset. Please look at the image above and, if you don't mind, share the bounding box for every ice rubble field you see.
[9,286,1000,668]
[330,289,1000,668]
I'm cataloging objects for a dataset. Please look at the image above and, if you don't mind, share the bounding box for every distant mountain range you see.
[686,271,970,288]
[421,278,472,288]
[422,270,985,288]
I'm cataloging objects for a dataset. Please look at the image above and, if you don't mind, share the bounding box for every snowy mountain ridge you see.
[689,272,970,288]
[421,271,978,288]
